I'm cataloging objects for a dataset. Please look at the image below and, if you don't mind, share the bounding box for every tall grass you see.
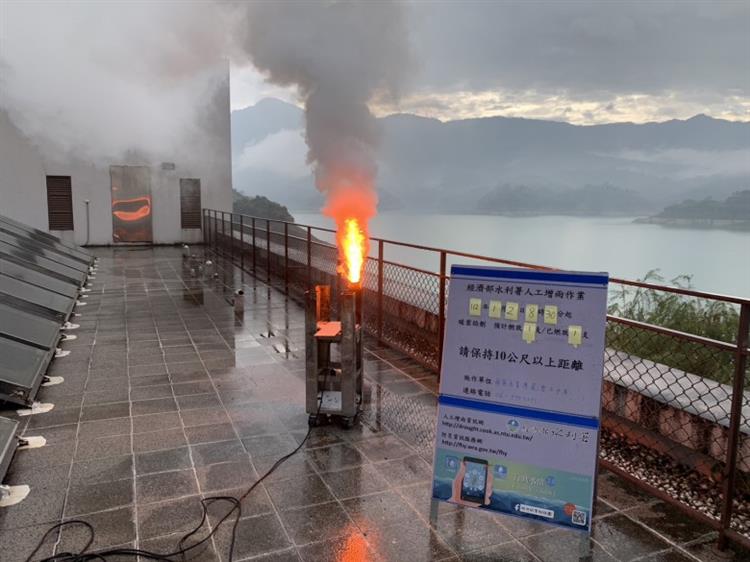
[607,271,742,387]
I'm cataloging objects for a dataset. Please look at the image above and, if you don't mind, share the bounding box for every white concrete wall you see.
[0,68,232,246]
[0,112,48,231]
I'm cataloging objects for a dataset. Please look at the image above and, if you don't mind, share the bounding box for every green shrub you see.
[232,190,295,222]
[607,270,742,386]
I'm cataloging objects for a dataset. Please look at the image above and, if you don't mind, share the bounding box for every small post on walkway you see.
[240,215,244,272]
[208,211,213,250]
[221,212,226,256]
[284,221,289,294]
[252,217,256,275]
[230,213,235,264]
[209,211,214,251]
[211,211,216,251]
[266,219,272,284]
[202,209,207,246]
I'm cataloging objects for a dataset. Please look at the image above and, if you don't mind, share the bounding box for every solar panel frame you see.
[0,231,89,273]
[0,215,91,408]
[0,213,93,262]
[0,415,19,485]
[0,257,79,299]
[0,241,87,285]
[0,222,91,266]
[0,335,52,406]
[0,302,62,350]
[0,274,76,321]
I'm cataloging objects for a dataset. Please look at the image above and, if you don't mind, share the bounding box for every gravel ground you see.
[600,430,750,537]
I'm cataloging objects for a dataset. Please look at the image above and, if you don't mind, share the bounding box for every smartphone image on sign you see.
[461,457,488,503]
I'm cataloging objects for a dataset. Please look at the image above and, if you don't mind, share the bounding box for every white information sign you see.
[431,265,608,532]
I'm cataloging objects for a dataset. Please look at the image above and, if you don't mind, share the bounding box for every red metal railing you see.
[203,208,750,552]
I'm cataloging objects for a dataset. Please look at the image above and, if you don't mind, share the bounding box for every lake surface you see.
[292,212,750,298]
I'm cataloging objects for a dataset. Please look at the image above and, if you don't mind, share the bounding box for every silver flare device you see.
[305,285,363,428]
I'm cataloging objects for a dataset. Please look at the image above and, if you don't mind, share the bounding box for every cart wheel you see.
[308,414,321,427]
[340,416,356,429]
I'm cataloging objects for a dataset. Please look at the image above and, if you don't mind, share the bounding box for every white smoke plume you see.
[0,1,231,163]
[1,0,411,264]
[233,0,411,276]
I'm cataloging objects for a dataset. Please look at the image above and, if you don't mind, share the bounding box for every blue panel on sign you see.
[451,265,608,286]
[432,265,608,534]
[438,395,599,429]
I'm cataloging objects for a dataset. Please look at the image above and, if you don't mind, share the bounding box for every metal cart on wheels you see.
[305,285,363,428]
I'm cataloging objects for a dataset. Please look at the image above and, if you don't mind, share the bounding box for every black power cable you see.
[26,371,332,562]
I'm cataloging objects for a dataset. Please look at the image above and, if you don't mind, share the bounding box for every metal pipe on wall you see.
[84,200,90,246]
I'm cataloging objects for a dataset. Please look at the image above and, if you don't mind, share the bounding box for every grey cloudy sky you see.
[2,0,747,130]
[232,0,750,124]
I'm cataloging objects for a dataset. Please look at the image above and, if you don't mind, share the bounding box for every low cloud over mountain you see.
[232,98,750,216]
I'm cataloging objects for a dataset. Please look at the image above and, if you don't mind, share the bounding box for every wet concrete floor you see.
[0,246,744,561]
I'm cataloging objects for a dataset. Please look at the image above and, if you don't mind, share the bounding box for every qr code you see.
[571,510,587,526]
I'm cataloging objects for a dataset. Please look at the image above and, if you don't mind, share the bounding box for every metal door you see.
[110,165,152,243]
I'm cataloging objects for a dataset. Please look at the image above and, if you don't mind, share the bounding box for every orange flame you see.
[338,218,366,285]
[323,184,376,288]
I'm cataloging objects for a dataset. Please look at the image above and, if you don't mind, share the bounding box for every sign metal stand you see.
[429,265,608,561]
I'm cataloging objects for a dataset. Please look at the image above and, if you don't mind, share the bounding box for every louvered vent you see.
[46,176,74,231]
[180,178,202,229]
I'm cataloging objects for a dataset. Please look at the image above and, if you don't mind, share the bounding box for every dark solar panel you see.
[0,215,90,408]
[0,257,79,298]
[0,213,92,262]
[0,231,89,273]
[0,241,87,285]
[0,302,62,350]
[0,222,91,266]
[0,415,19,485]
[0,274,75,320]
[0,335,51,405]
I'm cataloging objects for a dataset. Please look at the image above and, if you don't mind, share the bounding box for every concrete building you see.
[0,71,232,246]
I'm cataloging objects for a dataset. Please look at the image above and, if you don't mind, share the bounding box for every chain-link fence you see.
[204,209,750,551]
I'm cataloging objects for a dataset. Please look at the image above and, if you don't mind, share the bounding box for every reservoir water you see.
[292,212,749,299]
